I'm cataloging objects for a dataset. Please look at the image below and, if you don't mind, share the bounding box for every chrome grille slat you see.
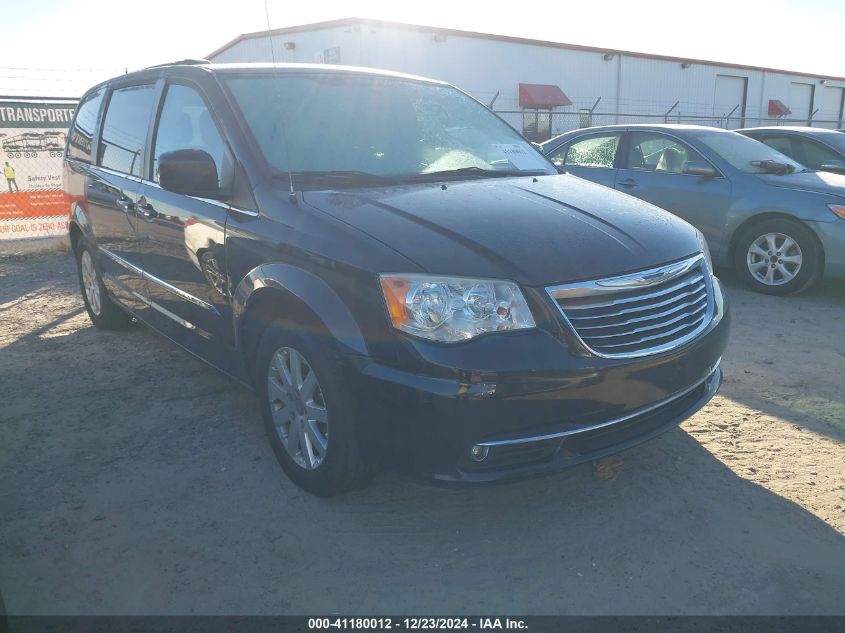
[572,289,707,330]
[559,272,703,312]
[546,254,715,358]
[597,317,706,350]
[567,282,706,321]
[581,303,707,341]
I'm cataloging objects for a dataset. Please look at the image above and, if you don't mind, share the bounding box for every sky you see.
[2,0,844,98]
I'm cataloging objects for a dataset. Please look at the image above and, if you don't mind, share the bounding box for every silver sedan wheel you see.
[747,232,803,286]
[80,250,102,315]
[266,346,329,470]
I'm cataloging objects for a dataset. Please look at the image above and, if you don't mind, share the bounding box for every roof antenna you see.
[264,0,298,204]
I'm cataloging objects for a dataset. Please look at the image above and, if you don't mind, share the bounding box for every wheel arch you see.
[68,202,94,255]
[68,221,84,254]
[728,212,825,270]
[233,263,369,381]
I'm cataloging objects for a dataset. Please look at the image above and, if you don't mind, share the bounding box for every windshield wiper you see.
[405,166,548,182]
[274,170,400,187]
[750,160,796,175]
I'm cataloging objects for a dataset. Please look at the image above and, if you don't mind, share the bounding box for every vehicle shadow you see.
[306,426,845,614]
[715,268,845,444]
[2,255,844,615]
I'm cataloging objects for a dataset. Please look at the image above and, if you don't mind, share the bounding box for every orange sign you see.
[1,98,77,240]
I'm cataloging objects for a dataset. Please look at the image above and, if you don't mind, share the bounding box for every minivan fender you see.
[68,202,95,248]
[232,263,369,357]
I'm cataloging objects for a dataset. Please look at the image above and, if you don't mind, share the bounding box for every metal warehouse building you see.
[208,17,845,141]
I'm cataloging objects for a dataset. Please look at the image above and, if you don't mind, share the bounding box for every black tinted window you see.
[152,84,227,184]
[67,90,103,162]
[99,85,156,176]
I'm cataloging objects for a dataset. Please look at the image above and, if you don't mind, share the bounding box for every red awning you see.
[768,99,791,117]
[519,83,572,108]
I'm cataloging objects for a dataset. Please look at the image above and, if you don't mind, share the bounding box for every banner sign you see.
[0,98,77,240]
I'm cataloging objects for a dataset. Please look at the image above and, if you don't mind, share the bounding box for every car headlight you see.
[379,274,536,342]
[696,231,714,276]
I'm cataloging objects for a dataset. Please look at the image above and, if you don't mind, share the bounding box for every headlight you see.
[379,274,536,342]
[696,231,714,276]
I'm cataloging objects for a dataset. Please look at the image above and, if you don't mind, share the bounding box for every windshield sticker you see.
[493,144,548,171]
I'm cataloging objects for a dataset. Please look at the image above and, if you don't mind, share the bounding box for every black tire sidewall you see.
[734,219,821,295]
[255,323,361,496]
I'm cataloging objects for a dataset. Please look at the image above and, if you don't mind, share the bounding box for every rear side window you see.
[67,89,104,162]
[99,84,156,177]
[559,134,620,168]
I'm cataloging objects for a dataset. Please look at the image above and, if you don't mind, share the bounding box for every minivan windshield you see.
[223,73,555,183]
[694,130,807,174]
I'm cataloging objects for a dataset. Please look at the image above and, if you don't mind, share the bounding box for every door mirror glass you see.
[683,160,718,178]
[819,160,845,175]
[158,149,223,198]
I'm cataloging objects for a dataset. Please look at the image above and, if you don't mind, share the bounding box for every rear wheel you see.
[734,219,821,295]
[255,322,367,496]
[75,239,133,329]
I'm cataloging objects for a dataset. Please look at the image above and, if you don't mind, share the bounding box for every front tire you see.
[75,239,133,329]
[734,219,821,295]
[255,322,366,496]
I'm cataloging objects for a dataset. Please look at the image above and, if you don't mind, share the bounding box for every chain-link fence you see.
[497,109,845,142]
[0,98,77,240]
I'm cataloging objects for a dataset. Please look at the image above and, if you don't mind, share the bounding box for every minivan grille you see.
[547,255,713,358]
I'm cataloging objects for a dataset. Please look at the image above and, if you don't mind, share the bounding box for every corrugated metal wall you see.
[210,23,845,133]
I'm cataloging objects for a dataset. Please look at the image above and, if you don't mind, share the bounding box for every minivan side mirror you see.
[159,149,226,199]
[683,160,718,178]
[819,160,845,175]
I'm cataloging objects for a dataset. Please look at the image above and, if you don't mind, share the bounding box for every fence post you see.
[724,104,740,129]
[664,101,679,123]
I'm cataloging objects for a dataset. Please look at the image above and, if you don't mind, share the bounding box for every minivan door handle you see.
[618,178,638,189]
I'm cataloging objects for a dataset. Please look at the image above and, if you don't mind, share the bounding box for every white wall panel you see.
[209,22,845,131]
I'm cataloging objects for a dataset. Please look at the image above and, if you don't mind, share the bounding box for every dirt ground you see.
[1,251,844,615]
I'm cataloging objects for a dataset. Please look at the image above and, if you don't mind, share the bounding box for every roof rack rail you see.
[144,59,211,69]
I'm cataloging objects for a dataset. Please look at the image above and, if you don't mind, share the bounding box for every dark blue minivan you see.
[65,62,729,495]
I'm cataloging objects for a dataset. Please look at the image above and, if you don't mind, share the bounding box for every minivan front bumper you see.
[356,279,730,482]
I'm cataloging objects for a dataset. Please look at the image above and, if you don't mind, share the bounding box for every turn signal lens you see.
[380,276,412,325]
[379,274,536,342]
[827,204,845,219]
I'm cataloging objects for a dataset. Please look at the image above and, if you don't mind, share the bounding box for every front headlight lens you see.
[380,274,536,342]
[696,231,714,276]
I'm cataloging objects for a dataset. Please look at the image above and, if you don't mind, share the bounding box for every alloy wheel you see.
[266,346,329,470]
[81,250,101,315]
[746,232,803,286]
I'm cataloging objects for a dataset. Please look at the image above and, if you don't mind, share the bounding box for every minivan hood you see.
[757,170,845,198]
[301,174,701,286]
